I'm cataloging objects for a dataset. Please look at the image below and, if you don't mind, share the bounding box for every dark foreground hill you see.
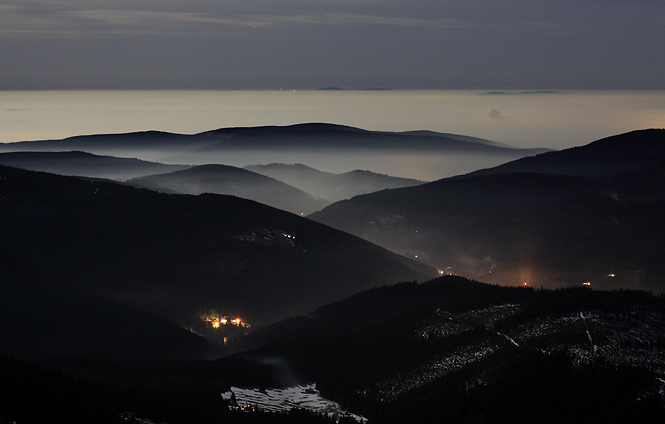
[129,164,329,215]
[0,123,549,180]
[0,165,434,360]
[310,129,665,291]
[0,356,344,424]
[242,276,665,423]
[0,272,212,360]
[245,163,424,202]
[9,276,663,424]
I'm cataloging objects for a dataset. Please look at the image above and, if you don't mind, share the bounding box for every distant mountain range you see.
[0,150,190,180]
[245,163,424,203]
[129,164,328,215]
[0,123,550,180]
[310,129,665,291]
[3,126,665,424]
[0,151,427,214]
[0,123,540,155]
[0,164,434,359]
[0,151,328,215]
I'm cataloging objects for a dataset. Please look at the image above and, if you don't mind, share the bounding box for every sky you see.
[2,0,665,90]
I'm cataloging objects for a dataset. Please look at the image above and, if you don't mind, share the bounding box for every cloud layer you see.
[1,0,664,89]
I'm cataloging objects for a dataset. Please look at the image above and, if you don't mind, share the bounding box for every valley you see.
[310,129,665,292]
[3,0,664,418]
[1,125,664,423]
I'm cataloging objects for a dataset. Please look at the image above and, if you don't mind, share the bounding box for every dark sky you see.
[2,0,664,90]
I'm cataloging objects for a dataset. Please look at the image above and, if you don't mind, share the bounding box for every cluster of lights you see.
[579,274,615,287]
[205,316,249,329]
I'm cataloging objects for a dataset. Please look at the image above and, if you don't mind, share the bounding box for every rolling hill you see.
[0,164,435,359]
[464,128,665,179]
[239,276,665,423]
[310,129,665,291]
[0,272,212,360]
[0,150,190,180]
[5,276,665,423]
[245,163,424,202]
[0,123,550,180]
[0,151,329,214]
[129,164,329,215]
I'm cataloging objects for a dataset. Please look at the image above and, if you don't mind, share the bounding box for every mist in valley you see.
[2,123,665,424]
[3,0,665,419]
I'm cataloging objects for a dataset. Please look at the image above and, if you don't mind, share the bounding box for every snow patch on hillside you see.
[222,383,367,422]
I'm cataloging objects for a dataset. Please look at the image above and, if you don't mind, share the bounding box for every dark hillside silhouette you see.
[311,130,665,291]
[0,150,190,180]
[245,163,424,202]
[129,164,328,214]
[0,164,434,359]
[243,276,665,424]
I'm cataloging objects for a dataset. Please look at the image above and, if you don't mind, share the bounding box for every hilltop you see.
[0,123,550,180]
[310,129,665,291]
[245,163,424,202]
[129,164,328,215]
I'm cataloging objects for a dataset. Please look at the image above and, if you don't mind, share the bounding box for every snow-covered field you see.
[221,383,367,422]
[375,303,665,401]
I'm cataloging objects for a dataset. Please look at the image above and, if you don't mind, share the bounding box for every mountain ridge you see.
[245,163,424,203]
[310,129,665,291]
[0,123,550,180]
[461,128,665,179]
[239,275,665,423]
[0,150,191,180]
[128,164,329,215]
[0,163,435,359]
